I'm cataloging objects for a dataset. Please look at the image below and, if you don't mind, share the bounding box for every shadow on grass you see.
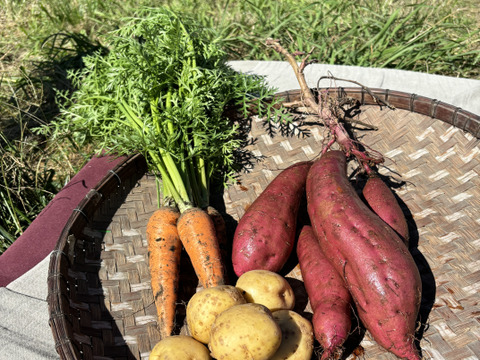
[0,32,109,253]
[3,32,108,141]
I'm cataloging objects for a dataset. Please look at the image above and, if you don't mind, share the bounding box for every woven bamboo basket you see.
[48,87,480,360]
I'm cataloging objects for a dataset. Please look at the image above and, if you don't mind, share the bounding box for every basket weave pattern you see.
[48,88,480,360]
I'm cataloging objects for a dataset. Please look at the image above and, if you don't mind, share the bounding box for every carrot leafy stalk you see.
[40,7,290,331]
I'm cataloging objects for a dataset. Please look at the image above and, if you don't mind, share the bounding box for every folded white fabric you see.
[5,252,51,300]
[0,253,56,359]
[229,60,480,116]
[0,288,57,359]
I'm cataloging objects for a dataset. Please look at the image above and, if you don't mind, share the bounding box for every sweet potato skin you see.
[306,150,422,360]
[362,175,409,245]
[297,225,352,360]
[232,161,312,276]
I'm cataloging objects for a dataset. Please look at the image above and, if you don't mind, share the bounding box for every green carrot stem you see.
[179,152,195,205]
[117,100,191,211]
[161,151,191,208]
[185,155,202,207]
[150,150,190,212]
[150,97,161,135]
[196,156,209,208]
[165,89,175,135]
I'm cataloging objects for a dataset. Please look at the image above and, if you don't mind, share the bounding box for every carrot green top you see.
[41,7,288,212]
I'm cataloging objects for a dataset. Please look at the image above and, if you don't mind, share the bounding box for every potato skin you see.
[186,285,246,344]
[306,151,422,360]
[236,270,295,311]
[149,335,211,360]
[271,310,314,360]
[232,161,312,276]
[296,225,351,360]
[209,303,282,360]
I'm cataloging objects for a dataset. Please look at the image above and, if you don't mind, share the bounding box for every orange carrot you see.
[146,206,181,339]
[206,205,232,283]
[205,206,228,260]
[177,207,226,288]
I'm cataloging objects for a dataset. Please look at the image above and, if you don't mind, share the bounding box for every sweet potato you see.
[306,150,422,360]
[362,174,409,245]
[232,161,312,276]
[297,225,352,360]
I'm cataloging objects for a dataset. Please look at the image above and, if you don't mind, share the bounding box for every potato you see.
[271,310,314,360]
[149,335,211,360]
[235,270,295,311]
[209,303,282,360]
[186,285,246,344]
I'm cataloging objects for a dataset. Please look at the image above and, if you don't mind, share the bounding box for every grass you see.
[1,0,479,254]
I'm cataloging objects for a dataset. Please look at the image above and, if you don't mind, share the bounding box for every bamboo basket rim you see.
[273,87,480,138]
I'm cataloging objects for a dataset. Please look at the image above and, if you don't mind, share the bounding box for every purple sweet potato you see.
[232,161,312,276]
[306,150,422,360]
[362,175,409,245]
[297,225,352,360]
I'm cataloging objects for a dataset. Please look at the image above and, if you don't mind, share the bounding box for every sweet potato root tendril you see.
[265,38,385,173]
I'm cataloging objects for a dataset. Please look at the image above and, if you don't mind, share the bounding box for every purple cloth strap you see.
[0,154,126,287]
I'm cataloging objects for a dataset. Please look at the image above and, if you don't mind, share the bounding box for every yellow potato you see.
[149,335,211,360]
[209,303,282,360]
[271,310,314,360]
[235,270,295,311]
[186,285,246,344]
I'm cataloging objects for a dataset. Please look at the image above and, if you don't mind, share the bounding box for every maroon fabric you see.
[0,154,127,287]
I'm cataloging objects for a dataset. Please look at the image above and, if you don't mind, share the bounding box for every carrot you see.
[206,205,233,282]
[177,207,226,288]
[205,206,229,260]
[146,206,182,339]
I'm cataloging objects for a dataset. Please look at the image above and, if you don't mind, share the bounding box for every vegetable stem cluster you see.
[43,7,284,211]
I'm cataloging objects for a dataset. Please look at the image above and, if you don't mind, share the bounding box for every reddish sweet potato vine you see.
[265,38,387,174]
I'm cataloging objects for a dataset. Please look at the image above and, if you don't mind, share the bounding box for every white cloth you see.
[229,61,480,116]
[1,61,479,360]
[0,254,57,359]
